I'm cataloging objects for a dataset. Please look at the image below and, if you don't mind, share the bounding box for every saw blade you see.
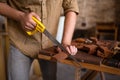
[43,29,80,64]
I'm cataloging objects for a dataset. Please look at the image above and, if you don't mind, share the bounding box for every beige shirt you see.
[0,0,79,58]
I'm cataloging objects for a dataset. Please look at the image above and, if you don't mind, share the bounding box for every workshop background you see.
[0,0,120,80]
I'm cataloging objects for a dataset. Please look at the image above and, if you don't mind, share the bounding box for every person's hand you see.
[57,44,78,55]
[64,44,78,55]
[19,12,40,31]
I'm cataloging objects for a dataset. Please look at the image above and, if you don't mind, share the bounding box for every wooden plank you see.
[38,54,120,75]
[0,36,6,80]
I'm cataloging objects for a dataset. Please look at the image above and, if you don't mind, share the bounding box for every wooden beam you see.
[0,36,7,80]
[38,54,120,75]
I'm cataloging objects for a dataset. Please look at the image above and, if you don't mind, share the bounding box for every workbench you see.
[38,46,120,80]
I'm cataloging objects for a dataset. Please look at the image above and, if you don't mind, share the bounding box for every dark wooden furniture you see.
[96,22,118,40]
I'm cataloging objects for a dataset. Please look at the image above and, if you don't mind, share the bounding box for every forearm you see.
[62,11,77,45]
[0,3,41,31]
[0,3,25,21]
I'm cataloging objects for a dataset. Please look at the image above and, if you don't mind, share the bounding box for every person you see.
[0,0,79,80]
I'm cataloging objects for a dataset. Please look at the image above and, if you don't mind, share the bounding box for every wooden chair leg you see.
[99,72,106,80]
[75,67,81,80]
[81,70,98,80]
[0,36,7,80]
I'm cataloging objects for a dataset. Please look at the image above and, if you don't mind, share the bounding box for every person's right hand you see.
[19,12,40,31]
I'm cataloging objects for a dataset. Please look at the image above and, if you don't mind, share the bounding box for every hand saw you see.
[26,17,80,64]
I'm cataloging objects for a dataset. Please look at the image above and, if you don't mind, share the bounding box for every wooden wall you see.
[76,0,120,29]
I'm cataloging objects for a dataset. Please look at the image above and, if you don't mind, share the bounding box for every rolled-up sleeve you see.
[62,0,79,14]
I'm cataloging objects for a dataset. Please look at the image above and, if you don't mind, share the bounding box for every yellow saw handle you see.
[26,17,46,35]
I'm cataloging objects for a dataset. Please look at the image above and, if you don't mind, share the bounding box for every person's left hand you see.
[64,45,78,55]
[57,44,78,55]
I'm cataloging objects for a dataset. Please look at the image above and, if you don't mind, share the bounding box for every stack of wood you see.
[72,37,119,58]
